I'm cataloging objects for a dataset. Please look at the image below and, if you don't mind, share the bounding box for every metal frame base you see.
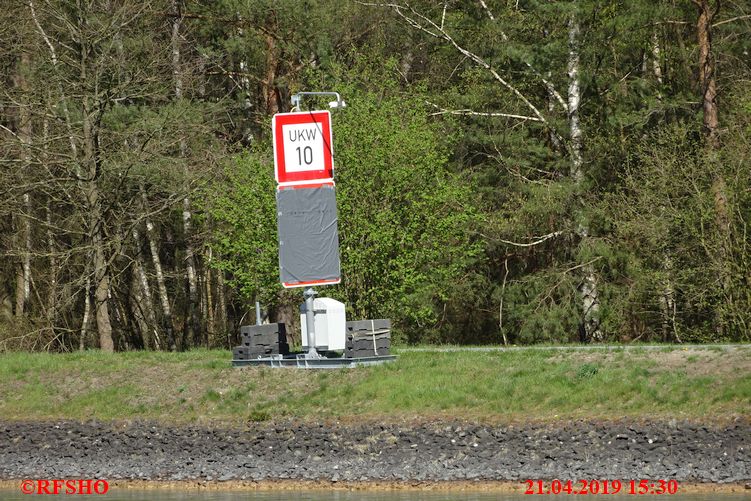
[232,354,396,369]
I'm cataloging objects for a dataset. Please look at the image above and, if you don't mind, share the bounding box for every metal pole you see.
[255,301,262,325]
[291,91,345,112]
[304,287,319,358]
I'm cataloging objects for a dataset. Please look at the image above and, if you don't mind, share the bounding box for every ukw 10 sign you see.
[272,111,333,185]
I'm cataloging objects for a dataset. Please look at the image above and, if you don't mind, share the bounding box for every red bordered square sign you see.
[272,111,334,185]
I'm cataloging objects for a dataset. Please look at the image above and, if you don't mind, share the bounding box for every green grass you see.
[0,347,748,426]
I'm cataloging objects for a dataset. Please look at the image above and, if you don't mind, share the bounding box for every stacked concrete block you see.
[232,323,289,360]
[232,346,249,360]
[344,319,391,358]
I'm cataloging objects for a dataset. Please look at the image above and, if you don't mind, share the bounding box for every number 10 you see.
[296,146,313,165]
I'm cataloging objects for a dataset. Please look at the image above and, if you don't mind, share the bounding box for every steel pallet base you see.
[232,354,397,369]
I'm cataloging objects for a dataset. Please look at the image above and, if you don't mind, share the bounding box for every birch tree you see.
[566,6,602,341]
[171,0,201,348]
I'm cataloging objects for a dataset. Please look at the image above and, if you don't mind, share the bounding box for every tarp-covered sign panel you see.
[277,184,341,288]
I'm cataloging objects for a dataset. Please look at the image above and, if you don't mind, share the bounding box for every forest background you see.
[0,0,749,353]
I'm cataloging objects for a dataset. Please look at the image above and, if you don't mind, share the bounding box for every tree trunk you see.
[263,31,280,115]
[80,266,91,351]
[132,227,160,350]
[92,226,114,352]
[650,30,677,340]
[651,30,664,100]
[142,188,176,351]
[171,0,184,101]
[694,0,720,146]
[271,301,298,346]
[46,202,58,336]
[20,196,32,317]
[694,0,731,335]
[216,267,227,347]
[131,263,150,349]
[568,16,584,184]
[13,216,24,317]
[205,247,216,347]
[171,0,200,348]
[694,0,728,235]
[567,11,602,342]
[183,197,200,348]
[81,52,114,352]
[236,12,253,144]
[13,52,33,317]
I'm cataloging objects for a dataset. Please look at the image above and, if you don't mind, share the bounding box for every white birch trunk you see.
[172,0,200,347]
[16,193,32,316]
[132,227,160,350]
[14,51,32,316]
[142,190,176,350]
[46,202,58,332]
[204,266,216,348]
[182,197,200,346]
[22,193,31,303]
[236,14,252,115]
[567,16,584,185]
[651,30,664,98]
[80,269,91,351]
[568,12,602,342]
[205,250,214,347]
[14,220,23,317]
[651,32,677,340]
[131,264,150,349]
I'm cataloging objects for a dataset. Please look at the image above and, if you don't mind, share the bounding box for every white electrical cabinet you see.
[300,298,346,351]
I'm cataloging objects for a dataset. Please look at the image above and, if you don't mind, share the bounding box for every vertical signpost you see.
[272,93,344,358]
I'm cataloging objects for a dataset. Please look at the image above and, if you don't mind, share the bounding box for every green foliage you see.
[332,82,484,340]
[204,152,280,305]
[606,119,751,342]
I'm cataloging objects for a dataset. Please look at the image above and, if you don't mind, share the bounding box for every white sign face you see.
[282,122,326,173]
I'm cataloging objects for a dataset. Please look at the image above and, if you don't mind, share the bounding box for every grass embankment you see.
[0,347,748,426]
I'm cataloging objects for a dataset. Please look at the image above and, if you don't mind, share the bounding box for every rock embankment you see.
[0,420,748,484]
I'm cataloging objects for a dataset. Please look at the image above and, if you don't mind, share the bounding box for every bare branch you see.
[0,123,20,139]
[562,256,603,274]
[713,14,751,27]
[478,0,495,21]
[426,101,542,121]
[496,231,565,248]
[28,1,57,65]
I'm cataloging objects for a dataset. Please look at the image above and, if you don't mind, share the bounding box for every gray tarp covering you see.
[277,185,340,286]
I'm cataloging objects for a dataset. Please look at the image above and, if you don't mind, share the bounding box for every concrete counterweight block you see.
[345,319,391,333]
[233,323,290,360]
[344,319,391,358]
[233,347,249,361]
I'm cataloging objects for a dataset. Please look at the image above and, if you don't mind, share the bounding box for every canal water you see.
[1,488,749,500]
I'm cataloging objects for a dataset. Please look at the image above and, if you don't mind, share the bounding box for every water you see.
[1,488,748,501]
